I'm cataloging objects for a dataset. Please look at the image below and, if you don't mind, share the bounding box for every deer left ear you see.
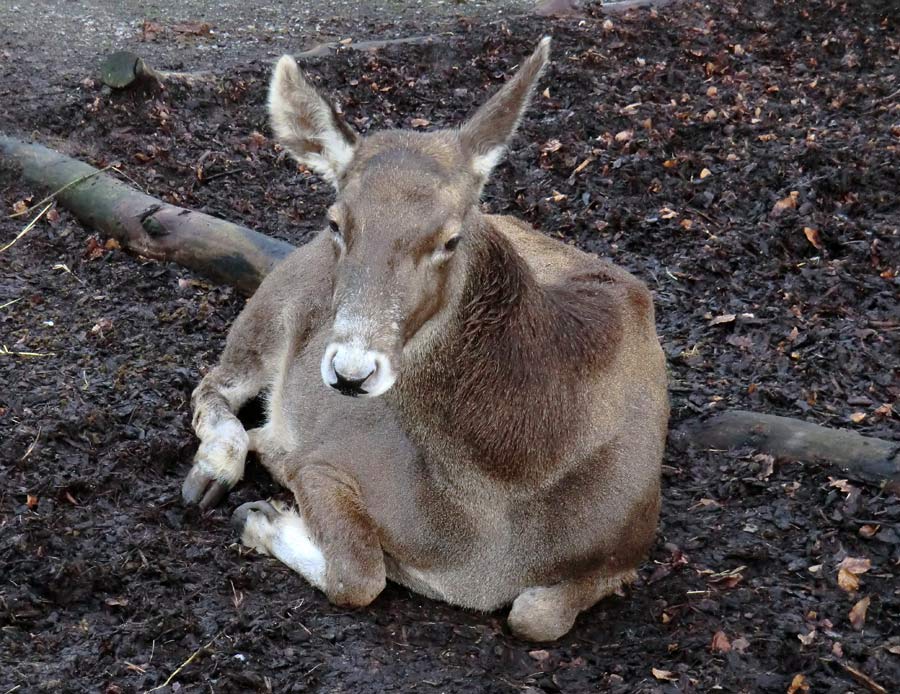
[268,55,358,190]
[459,37,551,183]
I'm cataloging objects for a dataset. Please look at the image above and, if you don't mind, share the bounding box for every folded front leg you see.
[233,462,386,607]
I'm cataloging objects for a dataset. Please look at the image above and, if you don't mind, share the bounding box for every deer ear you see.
[460,37,551,182]
[268,55,358,189]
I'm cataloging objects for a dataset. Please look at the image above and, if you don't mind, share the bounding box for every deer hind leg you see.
[507,568,637,642]
[233,462,386,607]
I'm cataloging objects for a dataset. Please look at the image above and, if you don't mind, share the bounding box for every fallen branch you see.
[100,51,215,89]
[294,34,447,60]
[0,134,294,294]
[683,410,900,489]
[3,137,897,486]
[101,36,447,90]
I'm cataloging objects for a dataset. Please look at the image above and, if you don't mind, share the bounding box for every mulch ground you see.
[1,0,898,692]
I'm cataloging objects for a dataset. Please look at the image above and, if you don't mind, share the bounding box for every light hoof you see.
[232,500,279,539]
[182,464,231,509]
[508,587,578,642]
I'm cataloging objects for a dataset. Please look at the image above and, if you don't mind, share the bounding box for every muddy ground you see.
[1,0,898,692]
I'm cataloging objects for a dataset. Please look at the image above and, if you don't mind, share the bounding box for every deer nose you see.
[331,366,373,397]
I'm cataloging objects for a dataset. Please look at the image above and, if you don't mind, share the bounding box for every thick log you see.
[4,136,897,488]
[685,410,900,488]
[0,134,294,294]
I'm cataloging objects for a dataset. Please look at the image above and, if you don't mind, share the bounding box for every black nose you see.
[331,369,370,397]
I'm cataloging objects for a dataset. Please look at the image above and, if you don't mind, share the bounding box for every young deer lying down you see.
[182,38,669,641]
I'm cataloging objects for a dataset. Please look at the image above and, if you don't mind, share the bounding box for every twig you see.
[20,427,41,462]
[144,634,219,693]
[0,297,21,310]
[0,345,55,358]
[52,263,86,284]
[7,165,114,219]
[201,168,245,184]
[836,660,888,694]
[0,202,53,253]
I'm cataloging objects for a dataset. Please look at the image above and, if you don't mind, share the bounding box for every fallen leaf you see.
[731,637,750,654]
[46,208,61,225]
[338,37,353,45]
[797,629,816,646]
[663,159,679,168]
[651,668,678,681]
[706,86,718,97]
[542,87,550,98]
[787,673,809,694]
[710,630,731,653]
[839,556,872,574]
[755,453,775,480]
[832,642,844,658]
[12,199,30,215]
[703,109,717,122]
[660,207,678,219]
[541,138,563,153]
[873,403,894,417]
[65,491,79,505]
[733,44,745,56]
[547,190,567,203]
[680,218,693,230]
[528,649,550,662]
[859,524,879,539]
[614,130,633,143]
[803,227,823,250]
[758,133,777,142]
[171,21,212,36]
[699,167,712,179]
[104,238,121,251]
[409,118,430,129]
[886,645,900,655]
[771,191,799,216]
[571,158,592,175]
[849,411,866,423]
[829,478,855,494]
[709,313,736,326]
[838,569,860,592]
[105,597,129,607]
[849,595,871,630]
[26,494,38,509]
[91,317,114,335]
[602,19,614,31]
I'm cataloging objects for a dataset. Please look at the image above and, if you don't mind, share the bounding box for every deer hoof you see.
[508,587,578,642]
[182,464,232,509]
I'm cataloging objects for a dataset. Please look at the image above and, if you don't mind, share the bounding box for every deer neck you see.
[392,217,579,480]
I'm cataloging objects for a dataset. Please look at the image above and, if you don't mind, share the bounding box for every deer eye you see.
[328,219,341,236]
[444,235,461,252]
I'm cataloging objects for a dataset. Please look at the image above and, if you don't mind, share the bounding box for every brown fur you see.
[183,38,669,642]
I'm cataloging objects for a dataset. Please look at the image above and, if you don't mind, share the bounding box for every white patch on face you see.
[240,504,326,588]
[321,342,396,397]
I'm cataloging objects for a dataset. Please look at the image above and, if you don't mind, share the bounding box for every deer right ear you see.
[268,55,358,190]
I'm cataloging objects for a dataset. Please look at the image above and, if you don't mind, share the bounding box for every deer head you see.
[268,38,551,397]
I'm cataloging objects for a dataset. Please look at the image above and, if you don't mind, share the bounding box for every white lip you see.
[321,342,397,397]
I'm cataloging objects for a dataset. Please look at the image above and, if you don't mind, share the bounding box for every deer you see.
[181,37,669,642]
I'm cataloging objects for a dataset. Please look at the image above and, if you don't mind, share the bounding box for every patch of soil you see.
[1,1,898,692]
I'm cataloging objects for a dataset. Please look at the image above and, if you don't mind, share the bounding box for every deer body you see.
[183,39,669,641]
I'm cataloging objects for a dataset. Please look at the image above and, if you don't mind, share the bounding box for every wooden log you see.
[685,410,900,488]
[99,37,444,91]
[3,137,896,488]
[0,134,295,294]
